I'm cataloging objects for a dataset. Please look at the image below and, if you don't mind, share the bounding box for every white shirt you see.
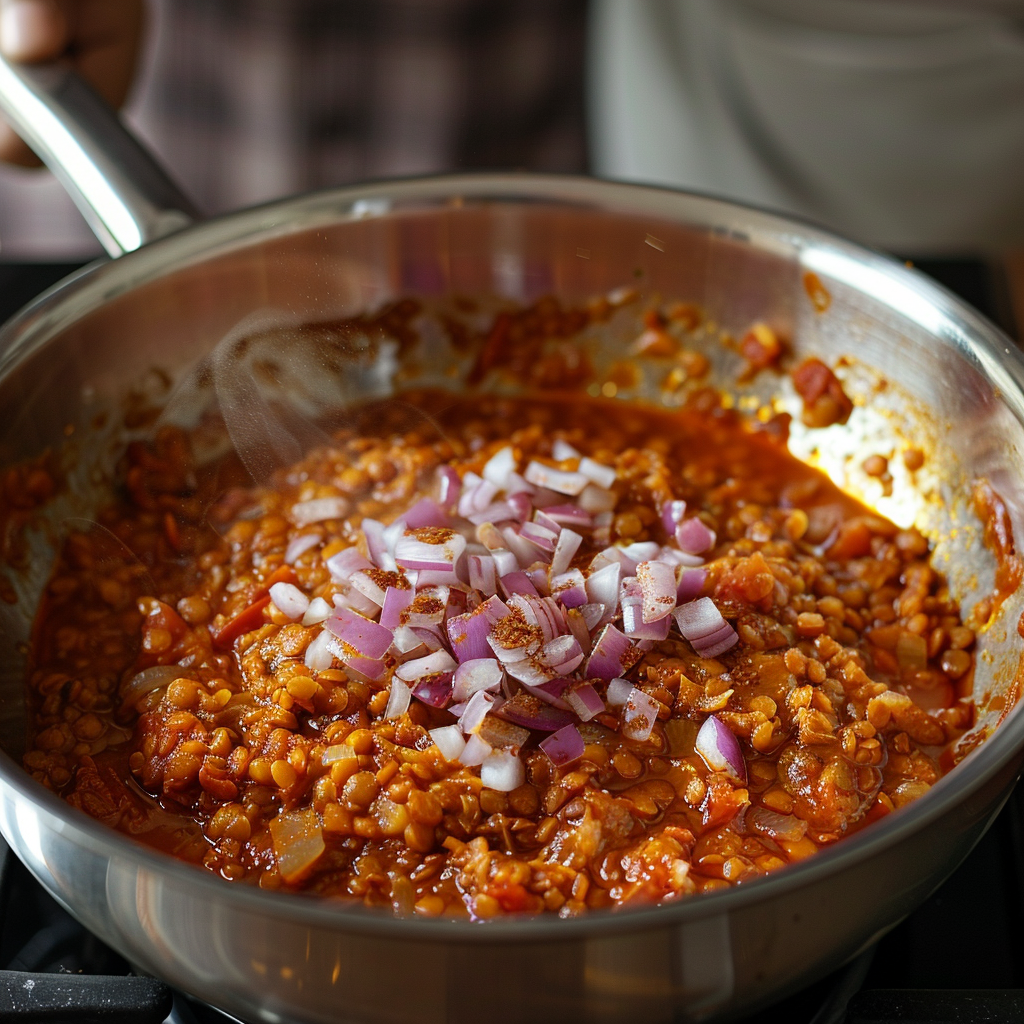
[589,0,1024,252]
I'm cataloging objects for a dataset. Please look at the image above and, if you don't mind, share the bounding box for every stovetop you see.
[0,257,1021,1024]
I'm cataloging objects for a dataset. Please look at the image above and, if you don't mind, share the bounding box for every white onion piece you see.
[452,658,504,701]
[501,526,542,568]
[395,529,466,571]
[291,497,349,526]
[552,438,582,461]
[605,677,633,706]
[564,607,593,654]
[479,750,526,792]
[524,461,588,495]
[303,630,335,671]
[269,582,309,621]
[270,808,324,883]
[550,528,582,577]
[585,562,620,614]
[695,715,746,783]
[326,547,372,583]
[467,554,498,596]
[459,689,496,734]
[621,687,659,742]
[384,679,412,720]
[302,596,332,626]
[395,650,457,684]
[636,560,677,622]
[483,446,517,488]
[491,549,519,576]
[578,483,617,513]
[430,725,467,762]
[550,568,587,608]
[284,533,320,564]
[578,457,617,489]
[458,734,493,767]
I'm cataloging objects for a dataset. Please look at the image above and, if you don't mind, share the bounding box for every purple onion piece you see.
[324,607,393,660]
[695,714,746,784]
[636,559,677,623]
[452,658,503,702]
[539,724,585,767]
[403,498,450,529]
[412,675,454,709]
[379,586,414,630]
[326,547,373,583]
[446,606,494,663]
[620,687,659,742]
[497,693,576,732]
[676,567,708,603]
[499,571,539,598]
[540,504,593,528]
[661,499,687,534]
[564,682,605,722]
[676,517,716,555]
[437,466,462,510]
[585,624,635,680]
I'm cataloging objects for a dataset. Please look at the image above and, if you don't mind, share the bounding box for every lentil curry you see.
[23,319,976,920]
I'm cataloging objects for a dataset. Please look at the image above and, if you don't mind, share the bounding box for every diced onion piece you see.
[291,497,349,526]
[459,734,493,766]
[478,715,530,753]
[430,725,467,762]
[302,596,332,626]
[585,562,620,615]
[483,446,517,488]
[550,528,583,577]
[459,689,496,734]
[446,605,494,662]
[748,806,807,842]
[270,808,325,883]
[551,568,587,608]
[325,607,393,659]
[564,607,593,655]
[480,750,526,792]
[322,743,357,766]
[499,571,538,598]
[437,466,462,510]
[396,650,456,684]
[498,692,575,732]
[676,518,716,555]
[541,504,593,528]
[695,714,747,784]
[326,547,372,583]
[676,567,707,603]
[539,724,585,766]
[404,498,449,529]
[661,500,687,534]
[621,687,659,742]
[379,586,414,630]
[452,658,504,701]
[578,457,617,489]
[491,548,519,577]
[269,582,309,621]
[524,461,588,496]
[284,533,320,564]
[673,597,738,657]
[395,528,466,571]
[303,630,335,671]
[636,560,677,622]
[606,677,633,706]
[586,624,637,680]
[519,521,558,553]
[538,634,585,675]
[552,438,582,461]
[121,665,182,708]
[361,518,392,570]
[412,674,454,709]
[564,682,605,722]
[467,554,497,596]
[384,679,412,720]
[459,477,498,516]
[578,483,617,514]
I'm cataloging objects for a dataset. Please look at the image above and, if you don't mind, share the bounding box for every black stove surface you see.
[0,257,1021,1024]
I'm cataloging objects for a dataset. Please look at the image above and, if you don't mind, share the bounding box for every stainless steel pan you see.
[0,56,1023,1024]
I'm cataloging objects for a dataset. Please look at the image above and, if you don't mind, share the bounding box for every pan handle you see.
[0,55,200,257]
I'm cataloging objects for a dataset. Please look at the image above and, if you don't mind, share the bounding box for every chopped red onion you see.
[552,438,582,461]
[331,587,379,618]
[507,492,533,522]
[348,569,391,608]
[414,568,462,588]
[519,521,558,553]
[400,586,449,628]
[550,528,583,576]
[501,525,542,568]
[291,496,349,526]
[412,674,454,709]
[269,582,309,621]
[673,597,739,657]
[395,650,457,684]
[605,677,633,706]
[581,603,605,631]
[384,679,412,719]
[459,689,496,734]
[541,504,593,528]
[459,734,493,767]
[324,607,393,660]
[538,634,585,674]
[467,554,497,595]
[564,607,593,654]
[284,533,320,564]
[564,682,605,722]
[617,542,662,574]
[380,586,414,630]
[636,559,677,623]
[579,457,617,489]
[458,476,498,516]
[676,567,708,603]
[522,676,572,706]
[394,528,466,571]
[524,564,551,595]
[361,518,392,570]
[532,509,564,536]
[446,606,494,662]
[585,563,620,614]
[695,715,746,783]
[498,693,575,731]
[676,518,717,555]
[621,596,671,640]
[466,501,517,526]
[478,715,530,753]
[511,595,566,642]
[550,569,587,608]
[661,499,687,534]
[695,623,740,659]
[437,466,462,511]
[491,548,519,576]
[483,446,517,488]
[304,630,335,671]
[326,547,372,583]
[404,498,450,529]
[391,625,427,654]
[301,596,332,627]
[658,547,705,568]
[539,724,585,767]
[323,636,386,681]
[586,624,637,680]
[578,483,617,514]
[410,626,447,652]
[479,750,525,792]
[430,725,466,762]
[621,687,659,742]
[452,658,503,701]
[499,572,538,598]
[525,461,589,496]
[748,806,806,841]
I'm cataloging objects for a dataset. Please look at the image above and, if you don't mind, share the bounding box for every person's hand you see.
[0,0,144,166]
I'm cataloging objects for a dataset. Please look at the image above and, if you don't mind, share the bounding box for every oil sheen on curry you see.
[24,322,976,919]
